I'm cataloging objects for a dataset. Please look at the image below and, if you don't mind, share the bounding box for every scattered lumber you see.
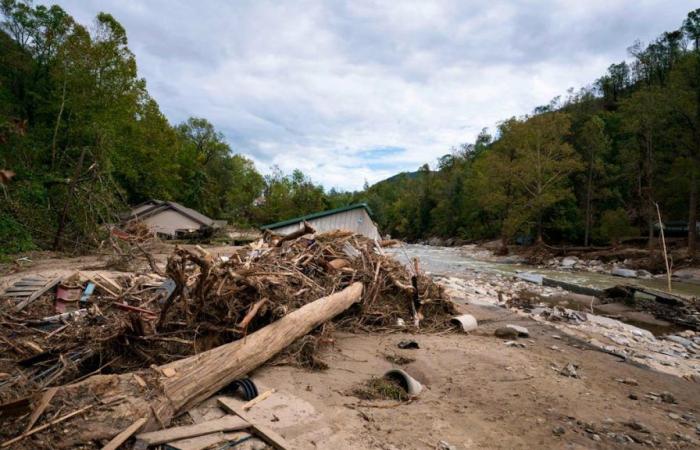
[43,282,364,445]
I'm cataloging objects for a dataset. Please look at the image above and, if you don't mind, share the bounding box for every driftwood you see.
[44,282,364,446]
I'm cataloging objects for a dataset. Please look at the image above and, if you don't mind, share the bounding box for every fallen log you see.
[40,282,364,447]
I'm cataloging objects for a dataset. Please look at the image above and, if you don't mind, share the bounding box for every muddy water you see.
[387,244,700,298]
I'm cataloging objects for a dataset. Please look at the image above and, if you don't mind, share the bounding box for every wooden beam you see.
[218,397,290,450]
[24,387,58,432]
[135,415,248,446]
[101,417,147,450]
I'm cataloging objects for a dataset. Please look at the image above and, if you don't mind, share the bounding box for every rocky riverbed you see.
[437,273,700,380]
[388,243,700,380]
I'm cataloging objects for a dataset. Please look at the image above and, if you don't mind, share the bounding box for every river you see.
[387,244,700,298]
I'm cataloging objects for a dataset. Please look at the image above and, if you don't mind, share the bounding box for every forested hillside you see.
[1,1,699,258]
[359,8,700,257]
[0,1,337,253]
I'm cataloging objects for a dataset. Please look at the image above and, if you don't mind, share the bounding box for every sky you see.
[57,0,694,190]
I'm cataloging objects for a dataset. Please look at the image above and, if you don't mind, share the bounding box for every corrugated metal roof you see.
[261,203,373,230]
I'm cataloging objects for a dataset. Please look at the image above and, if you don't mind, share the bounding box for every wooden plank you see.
[101,417,147,450]
[218,397,290,450]
[135,415,249,446]
[167,431,251,450]
[95,273,123,294]
[5,290,37,295]
[14,280,48,286]
[6,285,40,291]
[15,276,63,312]
[242,389,275,411]
[25,387,58,432]
[87,277,119,298]
[2,293,31,299]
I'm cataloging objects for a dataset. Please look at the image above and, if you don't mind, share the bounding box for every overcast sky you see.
[57,0,693,190]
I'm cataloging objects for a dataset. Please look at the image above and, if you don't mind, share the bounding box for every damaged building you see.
[122,200,225,238]
[261,203,381,240]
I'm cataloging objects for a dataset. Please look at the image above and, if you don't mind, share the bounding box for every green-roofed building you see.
[261,203,381,240]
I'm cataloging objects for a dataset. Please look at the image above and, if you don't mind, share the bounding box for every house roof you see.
[261,203,373,230]
[125,200,218,227]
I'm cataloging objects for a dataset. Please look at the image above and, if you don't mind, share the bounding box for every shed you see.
[262,203,380,240]
[123,200,224,238]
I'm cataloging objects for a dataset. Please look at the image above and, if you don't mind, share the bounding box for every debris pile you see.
[0,231,456,448]
[104,220,162,273]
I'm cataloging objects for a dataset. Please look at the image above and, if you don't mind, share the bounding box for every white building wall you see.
[272,208,380,240]
[142,210,202,236]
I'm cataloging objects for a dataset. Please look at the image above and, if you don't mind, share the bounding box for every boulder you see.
[505,324,530,337]
[560,256,579,268]
[494,327,519,339]
[673,267,700,283]
[612,267,637,278]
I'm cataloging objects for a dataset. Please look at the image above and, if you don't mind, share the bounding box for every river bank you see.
[388,243,700,380]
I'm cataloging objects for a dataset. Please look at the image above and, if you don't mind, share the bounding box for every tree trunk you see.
[536,213,543,245]
[689,166,697,258]
[49,282,364,447]
[50,77,67,170]
[584,159,594,247]
[52,147,86,250]
[645,134,655,250]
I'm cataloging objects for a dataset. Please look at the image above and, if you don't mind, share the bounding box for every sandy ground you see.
[239,299,700,449]
[2,246,700,449]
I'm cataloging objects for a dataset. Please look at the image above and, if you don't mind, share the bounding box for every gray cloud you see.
[56,0,693,190]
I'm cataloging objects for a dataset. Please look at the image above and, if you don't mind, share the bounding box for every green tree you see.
[506,113,582,244]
